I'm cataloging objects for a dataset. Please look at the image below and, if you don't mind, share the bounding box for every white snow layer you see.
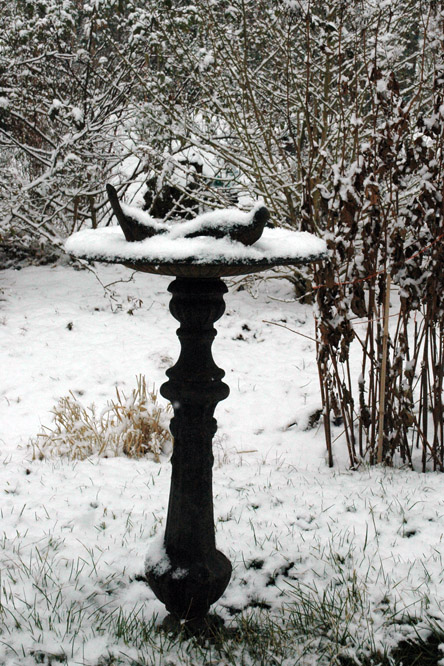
[1,265,444,665]
[120,202,262,234]
[65,225,327,264]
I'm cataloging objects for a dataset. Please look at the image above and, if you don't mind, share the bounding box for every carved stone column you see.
[146,278,232,622]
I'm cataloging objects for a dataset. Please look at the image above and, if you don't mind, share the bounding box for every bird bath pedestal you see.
[66,222,326,631]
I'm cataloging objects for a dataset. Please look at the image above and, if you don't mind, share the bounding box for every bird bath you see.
[66,204,327,632]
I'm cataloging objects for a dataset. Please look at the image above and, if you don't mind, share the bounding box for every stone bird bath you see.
[66,192,326,633]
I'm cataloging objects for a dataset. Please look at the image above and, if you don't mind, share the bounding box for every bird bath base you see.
[146,277,232,622]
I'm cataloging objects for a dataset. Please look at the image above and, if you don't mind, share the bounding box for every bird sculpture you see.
[106,184,269,246]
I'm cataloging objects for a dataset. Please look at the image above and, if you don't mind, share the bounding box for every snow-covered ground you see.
[1,264,444,665]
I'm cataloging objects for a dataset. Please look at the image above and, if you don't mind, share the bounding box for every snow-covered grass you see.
[1,265,444,665]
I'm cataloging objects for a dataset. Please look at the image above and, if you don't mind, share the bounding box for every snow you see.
[1,264,444,664]
[120,202,168,231]
[145,535,171,576]
[71,107,84,123]
[165,205,263,238]
[65,225,327,265]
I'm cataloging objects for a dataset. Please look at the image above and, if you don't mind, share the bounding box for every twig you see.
[262,320,316,343]
[377,274,391,464]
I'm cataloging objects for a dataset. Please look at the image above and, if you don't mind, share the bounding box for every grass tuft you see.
[30,375,172,461]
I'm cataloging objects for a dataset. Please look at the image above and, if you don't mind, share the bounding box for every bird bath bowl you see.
[66,208,327,631]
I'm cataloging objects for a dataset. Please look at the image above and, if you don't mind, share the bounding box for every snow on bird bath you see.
[120,201,265,237]
[65,205,327,266]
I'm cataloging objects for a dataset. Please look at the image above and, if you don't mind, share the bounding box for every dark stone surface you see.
[107,182,269,245]
[106,184,165,242]
[184,205,269,246]
[146,278,232,620]
[161,612,232,640]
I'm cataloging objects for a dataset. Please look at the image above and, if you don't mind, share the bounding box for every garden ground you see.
[1,264,444,665]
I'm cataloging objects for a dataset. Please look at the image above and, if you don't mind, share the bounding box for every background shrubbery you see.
[1,0,442,468]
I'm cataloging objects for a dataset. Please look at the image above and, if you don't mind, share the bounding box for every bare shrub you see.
[313,6,444,469]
